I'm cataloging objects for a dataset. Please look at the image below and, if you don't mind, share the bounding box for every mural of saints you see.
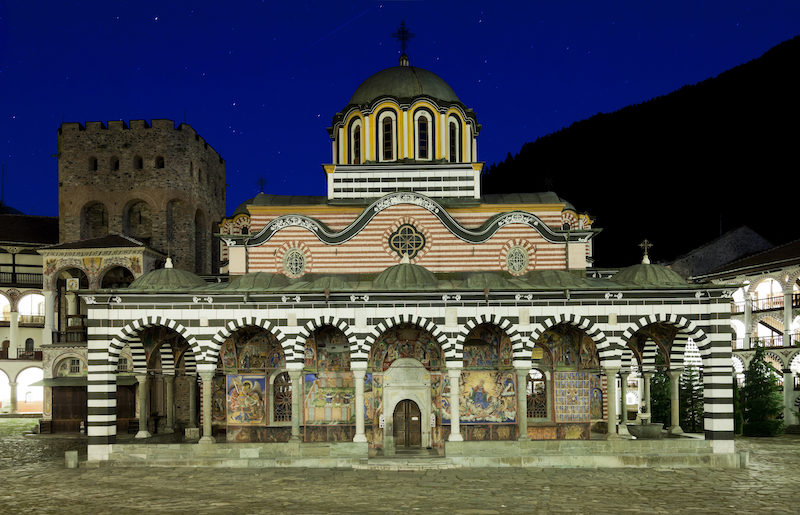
[368,323,441,371]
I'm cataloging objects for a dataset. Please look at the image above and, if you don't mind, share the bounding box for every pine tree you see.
[650,353,671,426]
[679,365,704,433]
[741,346,785,436]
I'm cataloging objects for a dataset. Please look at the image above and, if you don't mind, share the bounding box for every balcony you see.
[732,293,800,314]
[52,329,88,344]
[0,272,44,288]
[0,348,42,360]
[732,333,798,350]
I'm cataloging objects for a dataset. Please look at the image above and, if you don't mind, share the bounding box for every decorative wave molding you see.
[234,192,595,248]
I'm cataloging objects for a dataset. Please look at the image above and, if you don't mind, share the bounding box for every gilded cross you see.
[639,239,653,258]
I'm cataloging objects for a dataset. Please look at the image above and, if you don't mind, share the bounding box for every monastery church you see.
[0,38,740,468]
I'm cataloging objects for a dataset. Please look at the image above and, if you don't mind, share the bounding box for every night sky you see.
[1,2,797,235]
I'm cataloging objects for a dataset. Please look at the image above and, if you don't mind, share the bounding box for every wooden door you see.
[52,386,87,433]
[393,400,422,448]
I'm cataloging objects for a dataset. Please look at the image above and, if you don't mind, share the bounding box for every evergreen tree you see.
[679,365,704,433]
[650,353,671,426]
[733,378,744,435]
[741,346,785,437]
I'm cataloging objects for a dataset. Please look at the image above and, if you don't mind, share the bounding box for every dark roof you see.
[696,238,800,279]
[350,65,460,105]
[231,194,328,216]
[0,215,59,245]
[41,234,148,250]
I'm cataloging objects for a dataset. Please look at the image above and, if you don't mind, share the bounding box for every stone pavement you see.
[1,418,799,515]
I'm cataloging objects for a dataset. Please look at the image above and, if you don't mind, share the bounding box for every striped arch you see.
[746,349,787,370]
[159,341,175,375]
[528,314,617,365]
[669,335,689,368]
[176,346,198,375]
[621,313,710,363]
[209,317,293,364]
[109,317,202,368]
[296,316,359,364]
[456,314,524,361]
[363,313,449,357]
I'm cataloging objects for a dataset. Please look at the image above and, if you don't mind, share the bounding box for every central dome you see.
[350,65,460,105]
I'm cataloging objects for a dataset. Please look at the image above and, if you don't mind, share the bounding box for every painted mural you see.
[304,371,355,424]
[536,326,599,371]
[462,324,513,369]
[554,371,590,424]
[439,371,516,424]
[220,330,285,372]
[368,324,442,371]
[589,374,604,420]
[304,325,350,372]
[226,375,267,425]
[227,426,292,443]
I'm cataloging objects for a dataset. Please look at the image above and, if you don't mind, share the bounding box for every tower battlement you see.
[57,118,226,274]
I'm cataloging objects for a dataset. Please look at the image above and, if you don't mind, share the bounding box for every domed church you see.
[76,31,737,468]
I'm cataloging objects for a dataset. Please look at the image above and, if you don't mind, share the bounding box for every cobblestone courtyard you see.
[1,418,798,514]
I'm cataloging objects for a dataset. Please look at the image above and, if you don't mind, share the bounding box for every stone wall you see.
[57,119,225,274]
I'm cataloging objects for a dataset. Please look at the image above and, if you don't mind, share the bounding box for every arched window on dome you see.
[348,118,363,165]
[377,109,397,162]
[414,109,435,161]
[448,115,462,163]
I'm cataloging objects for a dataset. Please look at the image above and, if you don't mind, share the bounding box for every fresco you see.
[589,374,604,420]
[441,371,516,424]
[370,374,383,446]
[304,326,350,372]
[227,426,291,443]
[554,371,590,423]
[536,326,599,371]
[304,371,355,424]
[462,324,513,369]
[369,324,441,371]
[226,374,267,426]
[211,375,226,423]
[218,328,285,372]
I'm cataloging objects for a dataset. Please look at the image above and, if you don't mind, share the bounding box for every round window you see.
[506,246,528,274]
[283,248,306,277]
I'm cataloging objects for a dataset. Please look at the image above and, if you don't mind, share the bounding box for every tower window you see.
[353,126,361,164]
[155,156,165,169]
[89,157,98,171]
[383,118,393,161]
[449,122,459,163]
[418,118,428,159]
[111,157,120,171]
[133,156,143,169]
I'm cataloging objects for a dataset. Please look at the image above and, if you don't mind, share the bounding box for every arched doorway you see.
[393,399,422,448]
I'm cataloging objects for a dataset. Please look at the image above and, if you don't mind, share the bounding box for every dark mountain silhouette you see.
[483,36,799,267]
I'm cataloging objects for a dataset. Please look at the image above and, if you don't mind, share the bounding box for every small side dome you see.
[129,267,207,290]
[613,264,687,287]
[464,273,513,290]
[526,270,588,289]
[225,272,290,290]
[373,263,438,290]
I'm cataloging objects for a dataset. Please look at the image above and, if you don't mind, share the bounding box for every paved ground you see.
[1,418,798,514]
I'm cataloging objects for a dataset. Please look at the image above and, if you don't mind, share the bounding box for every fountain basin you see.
[627,422,664,439]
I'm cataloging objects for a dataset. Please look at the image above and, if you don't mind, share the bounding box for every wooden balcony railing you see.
[733,293,800,314]
[732,333,798,350]
[0,272,44,287]
[52,329,88,344]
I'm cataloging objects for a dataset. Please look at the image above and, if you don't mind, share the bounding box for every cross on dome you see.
[639,239,653,264]
[391,20,415,57]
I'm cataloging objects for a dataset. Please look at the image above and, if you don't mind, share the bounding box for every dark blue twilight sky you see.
[1,1,798,219]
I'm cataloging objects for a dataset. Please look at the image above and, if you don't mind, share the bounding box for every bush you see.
[742,419,785,437]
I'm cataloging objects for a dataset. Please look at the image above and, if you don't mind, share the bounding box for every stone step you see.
[353,457,459,471]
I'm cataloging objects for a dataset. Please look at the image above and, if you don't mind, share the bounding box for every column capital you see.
[352,369,366,379]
